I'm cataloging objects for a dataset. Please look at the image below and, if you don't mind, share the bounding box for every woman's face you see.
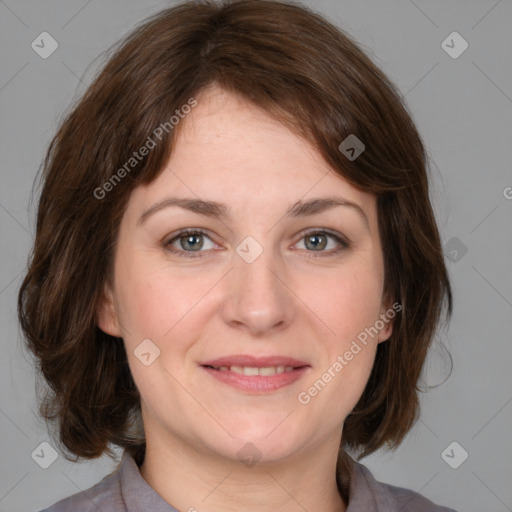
[98,85,393,464]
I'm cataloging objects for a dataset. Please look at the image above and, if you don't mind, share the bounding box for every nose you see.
[221,243,295,337]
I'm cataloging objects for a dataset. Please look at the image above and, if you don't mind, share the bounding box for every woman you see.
[18,0,456,510]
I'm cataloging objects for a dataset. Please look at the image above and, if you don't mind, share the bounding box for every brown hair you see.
[18,0,452,499]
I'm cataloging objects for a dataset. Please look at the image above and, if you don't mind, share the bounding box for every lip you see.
[199,355,310,393]
[200,355,309,368]
[201,365,309,393]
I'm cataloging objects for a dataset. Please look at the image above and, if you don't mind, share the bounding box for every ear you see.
[96,282,122,337]
[377,293,396,344]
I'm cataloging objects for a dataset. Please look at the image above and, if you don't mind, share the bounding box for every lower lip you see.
[201,366,309,393]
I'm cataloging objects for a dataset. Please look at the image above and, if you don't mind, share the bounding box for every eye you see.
[163,229,217,258]
[294,229,350,258]
[163,228,350,259]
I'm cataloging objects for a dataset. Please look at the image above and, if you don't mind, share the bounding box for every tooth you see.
[243,367,259,376]
[218,365,296,375]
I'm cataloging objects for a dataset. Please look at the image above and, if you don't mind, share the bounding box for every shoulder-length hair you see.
[18,0,452,499]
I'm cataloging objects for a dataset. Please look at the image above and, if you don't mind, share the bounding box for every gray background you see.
[1,0,511,511]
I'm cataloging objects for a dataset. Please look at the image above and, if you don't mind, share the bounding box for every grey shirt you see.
[39,451,458,512]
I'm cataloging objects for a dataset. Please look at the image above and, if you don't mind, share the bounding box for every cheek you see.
[116,270,203,393]
[299,262,383,345]
[115,256,210,338]
[295,261,383,408]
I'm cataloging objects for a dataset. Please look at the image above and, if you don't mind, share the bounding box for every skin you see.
[97,85,394,512]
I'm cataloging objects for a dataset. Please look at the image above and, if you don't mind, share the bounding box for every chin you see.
[203,419,303,462]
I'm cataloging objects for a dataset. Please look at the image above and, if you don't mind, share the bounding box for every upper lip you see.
[201,355,309,368]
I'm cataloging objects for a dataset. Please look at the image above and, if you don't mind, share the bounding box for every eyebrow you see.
[137,195,370,230]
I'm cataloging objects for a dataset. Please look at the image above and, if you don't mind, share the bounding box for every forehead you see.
[126,85,377,228]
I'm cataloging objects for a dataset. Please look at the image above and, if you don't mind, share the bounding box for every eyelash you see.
[163,228,350,259]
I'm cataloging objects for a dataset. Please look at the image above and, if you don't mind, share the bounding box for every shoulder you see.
[348,458,459,512]
[377,479,458,512]
[38,463,125,512]
[38,450,178,512]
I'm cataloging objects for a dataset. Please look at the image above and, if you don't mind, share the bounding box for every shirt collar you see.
[119,450,179,511]
[346,454,396,511]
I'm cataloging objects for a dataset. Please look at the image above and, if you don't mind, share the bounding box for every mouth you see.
[199,355,310,393]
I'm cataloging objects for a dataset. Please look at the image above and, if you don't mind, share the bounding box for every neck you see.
[138,433,348,512]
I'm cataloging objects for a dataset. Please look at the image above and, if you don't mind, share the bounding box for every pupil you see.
[183,234,202,251]
[307,234,326,251]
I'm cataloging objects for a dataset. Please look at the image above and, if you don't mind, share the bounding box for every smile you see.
[200,364,310,393]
